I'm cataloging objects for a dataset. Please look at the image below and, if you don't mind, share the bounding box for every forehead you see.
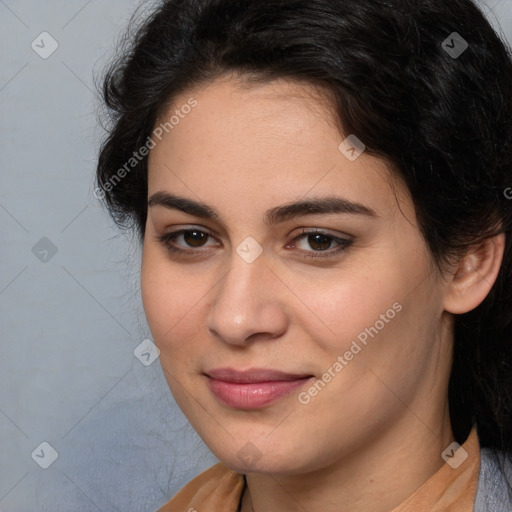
[147,76,413,224]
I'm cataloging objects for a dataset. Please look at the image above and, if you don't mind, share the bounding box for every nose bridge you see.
[207,251,287,344]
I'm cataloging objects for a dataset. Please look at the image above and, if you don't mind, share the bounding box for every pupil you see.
[185,231,207,247]
[309,233,331,251]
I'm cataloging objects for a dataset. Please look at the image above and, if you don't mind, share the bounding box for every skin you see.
[140,75,504,512]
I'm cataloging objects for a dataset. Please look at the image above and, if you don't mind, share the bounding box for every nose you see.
[206,251,289,346]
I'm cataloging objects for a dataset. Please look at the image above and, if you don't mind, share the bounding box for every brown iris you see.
[307,233,332,251]
[184,230,208,247]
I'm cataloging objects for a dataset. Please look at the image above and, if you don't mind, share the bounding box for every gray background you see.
[0,1,511,511]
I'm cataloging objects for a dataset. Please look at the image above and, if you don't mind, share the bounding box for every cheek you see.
[290,256,439,400]
[140,249,213,420]
[140,245,215,359]
[283,264,404,357]
[140,249,169,337]
[310,277,442,415]
[141,247,190,345]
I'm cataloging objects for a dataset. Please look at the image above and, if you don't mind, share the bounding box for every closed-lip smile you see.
[204,367,315,409]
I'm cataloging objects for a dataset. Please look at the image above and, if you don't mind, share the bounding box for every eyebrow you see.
[147,191,377,225]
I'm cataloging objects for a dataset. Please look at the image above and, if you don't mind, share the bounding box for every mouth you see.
[204,367,315,409]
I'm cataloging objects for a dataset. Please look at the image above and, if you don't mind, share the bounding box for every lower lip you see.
[206,376,313,409]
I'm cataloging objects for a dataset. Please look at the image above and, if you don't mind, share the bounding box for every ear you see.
[443,233,505,314]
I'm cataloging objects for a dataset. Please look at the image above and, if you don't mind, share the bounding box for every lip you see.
[205,367,314,409]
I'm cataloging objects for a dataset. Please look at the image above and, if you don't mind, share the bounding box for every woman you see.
[96,0,512,510]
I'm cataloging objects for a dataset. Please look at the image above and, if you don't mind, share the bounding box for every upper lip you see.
[205,367,313,383]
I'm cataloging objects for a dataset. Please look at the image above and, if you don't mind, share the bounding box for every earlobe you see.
[443,233,506,315]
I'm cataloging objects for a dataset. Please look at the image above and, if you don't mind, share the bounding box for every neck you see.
[240,409,455,512]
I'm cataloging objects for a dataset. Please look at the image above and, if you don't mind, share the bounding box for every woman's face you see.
[141,76,453,474]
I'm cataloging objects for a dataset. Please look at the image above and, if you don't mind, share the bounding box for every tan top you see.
[158,427,480,512]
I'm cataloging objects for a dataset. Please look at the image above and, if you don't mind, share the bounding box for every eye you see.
[156,227,353,260]
[156,228,219,254]
[287,229,353,258]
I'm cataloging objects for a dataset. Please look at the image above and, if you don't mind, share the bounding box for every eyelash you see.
[155,228,353,260]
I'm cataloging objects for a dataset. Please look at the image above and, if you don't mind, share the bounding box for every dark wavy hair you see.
[96,0,512,463]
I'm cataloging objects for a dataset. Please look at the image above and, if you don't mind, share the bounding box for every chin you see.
[208,435,313,475]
